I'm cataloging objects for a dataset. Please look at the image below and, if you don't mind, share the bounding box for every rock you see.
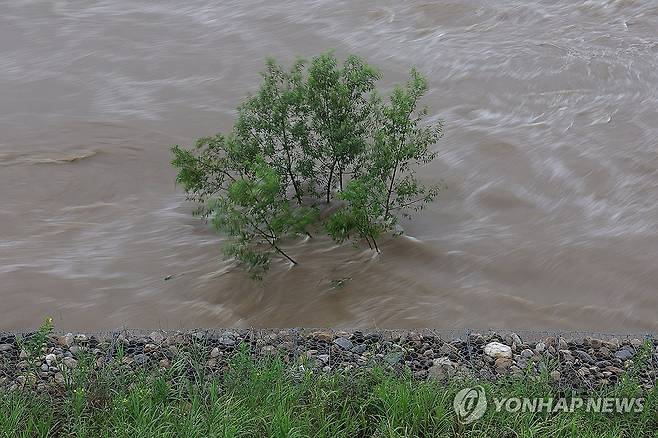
[219,337,235,347]
[144,344,157,353]
[520,349,534,359]
[605,366,623,374]
[558,337,568,350]
[384,352,403,365]
[311,331,334,342]
[484,342,512,359]
[405,332,422,342]
[317,354,330,364]
[58,333,74,348]
[333,337,353,350]
[306,349,318,359]
[121,356,134,365]
[63,357,78,369]
[535,342,546,353]
[494,357,513,370]
[550,371,561,381]
[574,350,594,364]
[615,348,634,361]
[589,338,602,349]
[210,347,220,358]
[428,357,455,380]
[433,357,454,366]
[423,349,435,357]
[206,358,217,368]
[159,358,171,369]
[439,343,459,356]
[598,347,612,358]
[45,353,57,365]
[40,364,49,372]
[19,349,28,359]
[74,334,88,343]
[0,344,14,352]
[559,350,574,362]
[54,373,65,385]
[149,331,166,344]
[133,354,148,365]
[630,339,643,348]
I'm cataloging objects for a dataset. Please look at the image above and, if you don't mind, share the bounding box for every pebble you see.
[384,351,403,365]
[494,357,513,371]
[45,353,57,365]
[484,342,512,359]
[439,343,459,356]
[58,334,74,348]
[311,331,333,342]
[521,349,534,359]
[334,337,353,350]
[149,331,166,344]
[133,354,148,365]
[63,357,78,369]
[615,348,634,361]
[574,350,594,364]
[0,344,13,352]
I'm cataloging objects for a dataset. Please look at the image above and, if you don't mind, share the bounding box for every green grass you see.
[1,346,657,437]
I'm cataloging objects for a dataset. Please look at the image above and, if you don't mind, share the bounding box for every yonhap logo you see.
[453,386,487,424]
[453,385,643,425]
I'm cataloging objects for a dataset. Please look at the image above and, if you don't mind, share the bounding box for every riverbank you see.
[1,328,658,437]
[1,328,656,392]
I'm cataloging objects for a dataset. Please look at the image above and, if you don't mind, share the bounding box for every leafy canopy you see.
[172,52,443,278]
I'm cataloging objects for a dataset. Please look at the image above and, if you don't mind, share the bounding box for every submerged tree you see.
[327,69,443,250]
[172,52,443,277]
[306,53,380,202]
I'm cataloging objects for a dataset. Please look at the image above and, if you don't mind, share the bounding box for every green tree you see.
[326,69,443,251]
[211,158,316,278]
[232,58,311,204]
[306,53,380,202]
[172,53,443,276]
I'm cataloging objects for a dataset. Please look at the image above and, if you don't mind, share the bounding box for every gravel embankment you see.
[1,329,656,392]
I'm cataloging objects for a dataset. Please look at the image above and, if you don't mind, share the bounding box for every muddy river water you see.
[1,1,657,331]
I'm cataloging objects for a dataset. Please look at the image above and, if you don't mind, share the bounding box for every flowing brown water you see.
[2,1,658,331]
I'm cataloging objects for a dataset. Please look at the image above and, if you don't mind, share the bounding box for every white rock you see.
[45,353,57,365]
[484,342,512,359]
